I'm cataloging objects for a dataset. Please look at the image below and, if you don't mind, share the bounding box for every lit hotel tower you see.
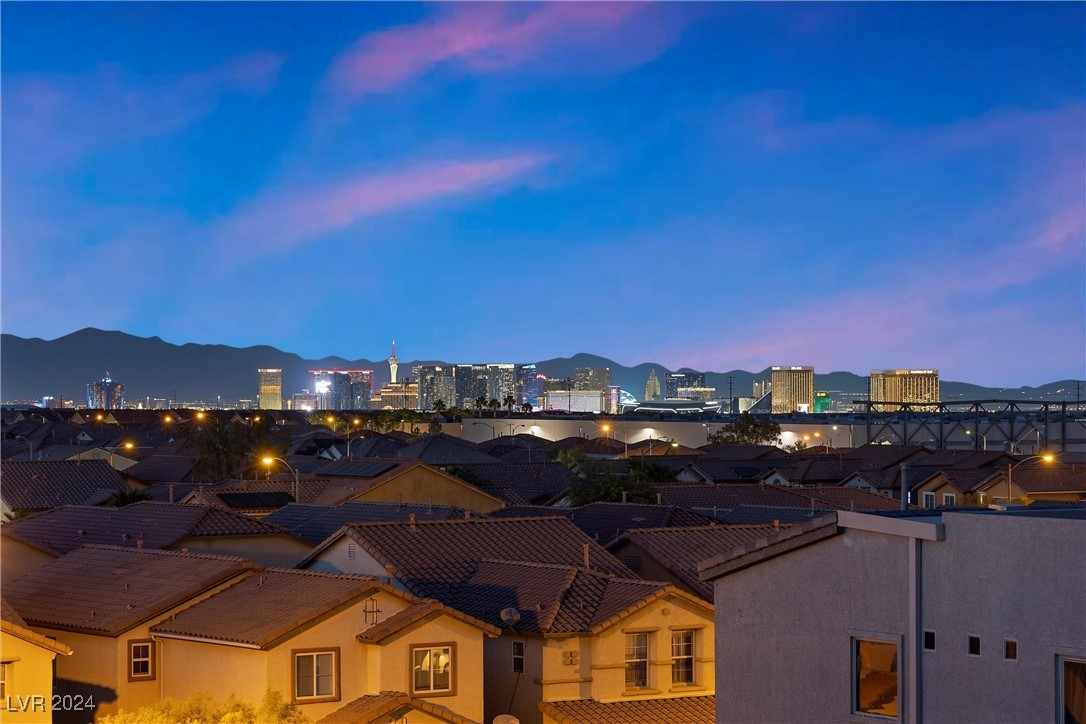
[388,341,399,384]
[771,365,815,413]
[870,369,940,412]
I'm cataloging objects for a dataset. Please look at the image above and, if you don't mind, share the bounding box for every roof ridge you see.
[346,516,567,528]
[78,544,253,563]
[260,567,380,583]
[628,523,777,533]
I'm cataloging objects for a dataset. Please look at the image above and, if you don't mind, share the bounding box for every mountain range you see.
[1,328,1081,405]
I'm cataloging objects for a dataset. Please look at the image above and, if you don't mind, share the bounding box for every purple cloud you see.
[326,3,688,99]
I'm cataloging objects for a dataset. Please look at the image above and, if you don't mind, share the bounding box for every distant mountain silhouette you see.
[1,328,1081,405]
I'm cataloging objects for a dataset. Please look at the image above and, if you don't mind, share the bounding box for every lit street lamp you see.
[262,456,300,502]
[965,430,987,451]
[109,441,135,467]
[1002,454,1056,503]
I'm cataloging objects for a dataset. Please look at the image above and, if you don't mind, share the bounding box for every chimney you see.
[397,492,403,510]
[409,513,417,531]
[656,492,663,505]
[621,491,628,504]
[136,538,144,549]
[385,564,395,584]
[465,511,471,519]
[900,463,910,510]
[168,483,175,504]
[773,519,780,532]
[583,543,590,569]
[258,575,264,587]
[427,495,433,512]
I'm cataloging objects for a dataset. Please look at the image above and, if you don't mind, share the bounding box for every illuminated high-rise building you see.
[870,369,940,412]
[517,364,539,408]
[771,366,814,414]
[455,364,489,408]
[349,370,373,410]
[665,371,705,399]
[310,369,371,410]
[645,369,662,401]
[416,365,456,410]
[257,368,282,410]
[574,367,612,391]
[86,372,124,409]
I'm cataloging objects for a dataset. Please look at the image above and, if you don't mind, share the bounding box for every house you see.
[914,462,1086,507]
[490,501,720,545]
[608,524,782,601]
[1,598,73,723]
[0,502,311,584]
[3,546,257,721]
[0,460,132,518]
[262,501,467,545]
[444,462,579,506]
[698,508,1086,723]
[148,568,499,722]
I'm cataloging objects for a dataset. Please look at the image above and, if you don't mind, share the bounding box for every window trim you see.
[942,493,956,507]
[1059,656,1086,724]
[922,492,935,509]
[127,639,156,683]
[624,632,650,691]
[291,647,341,705]
[671,629,696,686]
[512,640,525,674]
[410,642,457,698]
[0,661,9,700]
[850,634,902,721]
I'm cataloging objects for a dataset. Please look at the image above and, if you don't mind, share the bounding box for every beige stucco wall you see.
[353,468,505,514]
[607,540,704,600]
[0,537,56,586]
[0,631,64,723]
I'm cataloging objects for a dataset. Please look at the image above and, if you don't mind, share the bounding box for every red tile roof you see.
[0,460,129,512]
[540,695,715,723]
[3,546,257,635]
[317,692,473,724]
[1,597,73,656]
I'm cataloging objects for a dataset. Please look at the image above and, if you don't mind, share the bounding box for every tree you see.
[474,397,487,415]
[101,691,307,724]
[521,403,533,414]
[566,460,659,506]
[106,488,152,507]
[554,445,586,469]
[432,400,447,415]
[428,417,443,434]
[503,395,516,414]
[488,399,500,418]
[707,412,782,447]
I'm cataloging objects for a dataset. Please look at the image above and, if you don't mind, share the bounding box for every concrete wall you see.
[711,528,910,723]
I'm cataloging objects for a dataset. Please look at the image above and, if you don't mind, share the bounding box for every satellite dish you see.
[494,716,520,724]
[500,608,521,625]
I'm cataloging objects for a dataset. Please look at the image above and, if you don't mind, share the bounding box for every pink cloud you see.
[214,153,551,259]
[4,52,284,171]
[327,3,687,98]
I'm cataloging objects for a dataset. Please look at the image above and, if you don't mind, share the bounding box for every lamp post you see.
[14,435,33,460]
[346,433,366,457]
[262,456,300,502]
[472,421,496,440]
[508,423,526,438]
[509,436,533,463]
[109,441,135,467]
[965,430,987,451]
[1003,454,1055,503]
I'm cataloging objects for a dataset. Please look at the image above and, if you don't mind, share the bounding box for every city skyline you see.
[3,3,1084,386]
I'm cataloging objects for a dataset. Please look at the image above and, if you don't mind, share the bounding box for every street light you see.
[472,421,496,440]
[965,430,987,451]
[14,435,33,460]
[1002,454,1056,503]
[346,432,366,457]
[508,423,526,437]
[109,441,135,467]
[262,456,300,502]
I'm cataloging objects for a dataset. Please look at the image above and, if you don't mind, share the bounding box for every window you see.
[412,645,453,694]
[0,662,8,699]
[853,639,898,718]
[624,555,642,573]
[923,631,936,651]
[562,650,579,667]
[512,640,525,674]
[293,649,338,702]
[347,542,356,559]
[625,633,649,689]
[363,597,382,625]
[1062,658,1086,724]
[671,630,695,685]
[942,493,956,507]
[968,635,981,656]
[922,492,935,509]
[1004,640,1017,661]
[128,640,155,682]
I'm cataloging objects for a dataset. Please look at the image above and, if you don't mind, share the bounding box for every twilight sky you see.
[3,2,1083,386]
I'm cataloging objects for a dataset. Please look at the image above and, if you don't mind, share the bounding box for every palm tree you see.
[488,399,500,418]
[432,400,447,415]
[474,397,487,415]
[521,403,533,414]
[503,395,516,414]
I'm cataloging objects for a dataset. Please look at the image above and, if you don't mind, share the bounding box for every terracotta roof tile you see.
[446,463,578,505]
[354,599,499,643]
[316,692,474,724]
[3,545,256,635]
[539,695,715,723]
[0,460,129,512]
[263,501,466,545]
[491,502,721,545]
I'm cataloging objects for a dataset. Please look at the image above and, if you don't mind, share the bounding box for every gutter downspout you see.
[908,537,921,723]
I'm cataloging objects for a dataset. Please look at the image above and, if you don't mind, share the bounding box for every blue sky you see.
[3,2,1083,385]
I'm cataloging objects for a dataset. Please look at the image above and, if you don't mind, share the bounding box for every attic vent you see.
[624,555,642,573]
[347,542,356,560]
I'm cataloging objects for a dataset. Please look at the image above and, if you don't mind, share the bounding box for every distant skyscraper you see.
[388,341,399,385]
[517,364,540,408]
[416,365,456,410]
[349,370,373,410]
[257,368,282,410]
[86,372,124,409]
[870,369,940,412]
[753,380,772,398]
[645,369,662,401]
[455,364,489,408]
[771,366,815,414]
[291,391,319,411]
[486,364,517,403]
[665,371,705,399]
[310,369,371,410]
[814,391,831,414]
[574,367,612,391]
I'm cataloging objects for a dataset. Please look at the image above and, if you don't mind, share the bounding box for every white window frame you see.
[128,640,155,681]
[412,645,454,694]
[293,649,338,702]
[850,634,902,721]
[0,662,8,700]
[922,492,936,509]
[942,493,956,507]
[512,640,525,674]
[671,630,695,685]
[625,633,649,690]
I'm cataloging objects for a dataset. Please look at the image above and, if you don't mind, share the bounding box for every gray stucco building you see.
[699,507,1086,723]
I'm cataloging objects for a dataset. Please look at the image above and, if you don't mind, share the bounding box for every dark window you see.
[1064,659,1086,724]
[512,640,525,674]
[968,636,981,656]
[624,555,642,573]
[923,631,936,651]
[1004,640,1017,661]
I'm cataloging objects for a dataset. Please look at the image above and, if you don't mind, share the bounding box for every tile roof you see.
[337,435,408,459]
[152,568,411,648]
[1,597,73,656]
[3,545,257,635]
[547,436,627,457]
[701,444,786,460]
[539,695,715,723]
[681,459,783,483]
[393,434,503,465]
[263,501,466,545]
[699,504,833,526]
[354,598,500,643]
[493,502,720,545]
[911,449,1015,470]
[0,501,294,556]
[764,457,865,485]
[315,458,401,478]
[119,455,197,484]
[316,692,473,724]
[915,468,1000,494]
[0,460,129,512]
[698,515,840,582]
[443,559,704,635]
[613,525,783,600]
[2,597,28,628]
[786,486,906,511]
[304,517,635,598]
[994,464,1086,494]
[624,442,704,457]
[657,484,821,510]
[446,462,578,505]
